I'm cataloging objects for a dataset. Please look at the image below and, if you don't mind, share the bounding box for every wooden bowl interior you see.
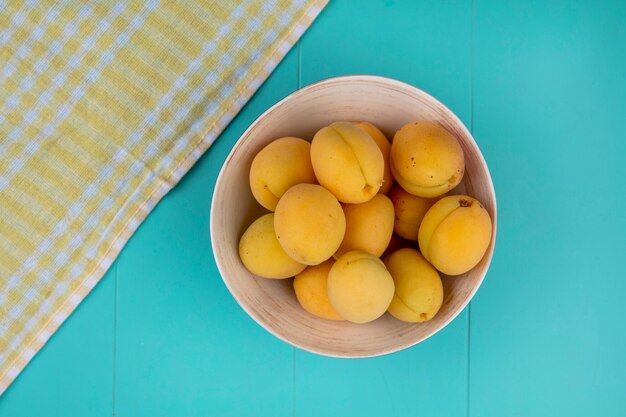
[211,76,496,357]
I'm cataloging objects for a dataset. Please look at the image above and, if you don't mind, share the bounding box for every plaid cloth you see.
[0,0,326,394]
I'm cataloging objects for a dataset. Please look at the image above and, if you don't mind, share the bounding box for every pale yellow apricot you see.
[327,251,395,323]
[274,184,345,266]
[418,195,492,275]
[311,122,384,203]
[239,214,306,279]
[335,194,394,258]
[249,137,317,211]
[390,122,464,197]
[352,121,395,195]
[385,248,443,322]
[293,260,343,321]
[390,186,441,241]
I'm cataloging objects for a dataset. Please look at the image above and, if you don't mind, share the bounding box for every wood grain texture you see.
[211,75,495,357]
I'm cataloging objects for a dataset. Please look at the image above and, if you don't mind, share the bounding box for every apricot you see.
[384,248,443,322]
[390,122,464,197]
[293,260,343,321]
[390,186,440,241]
[418,195,492,275]
[352,121,395,195]
[335,194,394,258]
[274,184,346,265]
[239,214,307,279]
[327,251,395,323]
[249,137,317,211]
[311,121,384,203]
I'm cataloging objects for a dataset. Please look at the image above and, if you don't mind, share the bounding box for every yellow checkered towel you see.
[0,0,326,394]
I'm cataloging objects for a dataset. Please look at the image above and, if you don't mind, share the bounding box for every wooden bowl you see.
[210,75,497,357]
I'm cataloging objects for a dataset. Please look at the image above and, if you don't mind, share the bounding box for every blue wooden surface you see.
[470,1,626,415]
[1,1,626,415]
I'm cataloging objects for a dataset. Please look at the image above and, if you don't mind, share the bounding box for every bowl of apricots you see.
[210,75,497,357]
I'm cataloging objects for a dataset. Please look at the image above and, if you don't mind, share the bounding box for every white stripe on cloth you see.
[0,0,268,364]
[0,3,95,106]
[0,0,254,318]
[0,0,38,48]
[0,1,128,189]
[0,0,325,385]
[0,0,158,321]
[0,0,72,84]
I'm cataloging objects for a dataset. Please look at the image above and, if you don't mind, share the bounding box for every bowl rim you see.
[210,74,498,357]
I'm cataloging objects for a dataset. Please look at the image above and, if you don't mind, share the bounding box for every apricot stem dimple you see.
[459,198,471,207]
